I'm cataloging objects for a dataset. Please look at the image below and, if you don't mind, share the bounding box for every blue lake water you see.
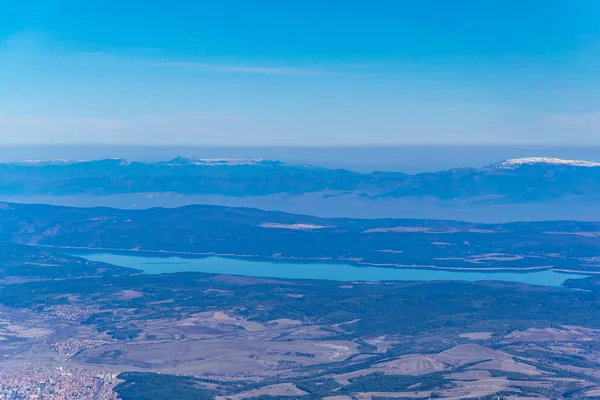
[72,252,587,287]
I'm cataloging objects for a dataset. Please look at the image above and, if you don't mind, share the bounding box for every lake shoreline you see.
[44,248,588,287]
[31,243,593,276]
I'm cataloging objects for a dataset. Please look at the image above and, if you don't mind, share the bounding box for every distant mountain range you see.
[2,156,600,203]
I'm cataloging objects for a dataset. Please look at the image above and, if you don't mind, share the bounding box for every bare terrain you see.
[2,272,600,399]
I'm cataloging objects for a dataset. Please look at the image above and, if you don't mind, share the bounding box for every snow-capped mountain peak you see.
[490,157,600,169]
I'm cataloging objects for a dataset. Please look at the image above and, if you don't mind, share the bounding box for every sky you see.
[1,0,600,146]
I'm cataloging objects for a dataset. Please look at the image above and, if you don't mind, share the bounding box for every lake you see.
[72,252,587,287]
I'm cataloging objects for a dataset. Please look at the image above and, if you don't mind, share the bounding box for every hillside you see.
[2,202,600,273]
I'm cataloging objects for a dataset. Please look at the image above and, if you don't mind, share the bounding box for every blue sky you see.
[1,0,599,145]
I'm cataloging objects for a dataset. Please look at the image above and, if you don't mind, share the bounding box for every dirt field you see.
[74,337,358,376]
[217,383,308,399]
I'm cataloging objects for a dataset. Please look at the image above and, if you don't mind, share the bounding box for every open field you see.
[1,264,600,398]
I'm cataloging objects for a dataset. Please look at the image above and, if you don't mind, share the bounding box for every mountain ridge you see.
[2,156,600,204]
[4,155,600,171]
[487,157,600,169]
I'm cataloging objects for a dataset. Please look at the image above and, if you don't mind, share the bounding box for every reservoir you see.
[72,251,586,287]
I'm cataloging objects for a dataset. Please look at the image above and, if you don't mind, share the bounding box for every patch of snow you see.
[166,156,278,166]
[490,157,600,169]
[1,159,75,165]
[195,158,270,165]
[259,222,330,230]
[0,157,281,167]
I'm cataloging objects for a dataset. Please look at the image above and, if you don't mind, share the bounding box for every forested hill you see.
[2,202,600,273]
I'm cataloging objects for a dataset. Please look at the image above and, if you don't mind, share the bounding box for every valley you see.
[1,203,600,398]
[2,202,600,275]
[2,258,600,399]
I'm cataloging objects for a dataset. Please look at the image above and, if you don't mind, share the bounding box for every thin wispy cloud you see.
[73,51,110,57]
[72,51,357,76]
[548,112,600,129]
[0,112,253,145]
[151,61,325,76]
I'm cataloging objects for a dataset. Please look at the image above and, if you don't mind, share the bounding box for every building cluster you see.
[52,340,106,359]
[43,306,95,322]
[0,366,119,399]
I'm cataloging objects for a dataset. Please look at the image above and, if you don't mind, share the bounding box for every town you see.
[0,366,118,399]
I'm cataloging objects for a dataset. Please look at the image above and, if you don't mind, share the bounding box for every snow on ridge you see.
[492,157,600,169]
[0,158,133,165]
[195,158,271,165]
[259,222,331,230]
[0,157,279,167]
[1,159,77,165]
[166,156,279,166]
